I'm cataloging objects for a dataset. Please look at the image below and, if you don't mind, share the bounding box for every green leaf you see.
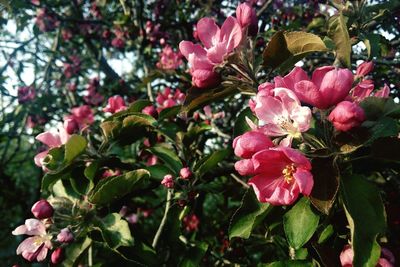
[283,197,319,249]
[318,224,334,244]
[263,31,327,72]
[327,13,351,67]
[96,213,134,249]
[341,175,386,267]
[229,189,271,239]
[148,144,183,174]
[89,169,150,205]
[122,113,157,128]
[194,149,230,177]
[263,260,312,267]
[233,107,257,137]
[146,164,172,180]
[100,121,121,141]
[360,97,400,120]
[179,242,209,267]
[309,157,339,214]
[158,105,182,121]
[183,85,239,114]
[64,135,87,163]
[371,137,400,162]
[366,117,399,143]
[61,237,92,267]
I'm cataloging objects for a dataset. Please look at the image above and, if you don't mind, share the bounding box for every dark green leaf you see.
[158,105,182,121]
[194,149,230,177]
[229,189,271,239]
[146,164,172,180]
[309,157,339,214]
[233,107,257,137]
[283,197,319,249]
[148,144,182,174]
[263,260,312,267]
[179,242,209,267]
[61,237,92,267]
[341,175,386,266]
[89,169,150,205]
[95,213,134,249]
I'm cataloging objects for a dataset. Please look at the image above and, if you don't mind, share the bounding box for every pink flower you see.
[111,37,125,49]
[57,228,74,243]
[179,15,242,88]
[61,29,73,41]
[183,214,199,232]
[375,84,390,98]
[328,101,366,132]
[156,87,185,112]
[236,2,258,35]
[65,105,94,129]
[102,169,122,179]
[35,8,59,32]
[161,174,174,188]
[126,213,138,224]
[179,167,192,180]
[233,131,274,158]
[12,219,52,262]
[31,200,53,219]
[142,105,158,118]
[356,61,374,77]
[34,126,70,169]
[64,118,78,135]
[156,45,182,70]
[146,155,158,166]
[18,86,36,104]
[340,245,395,267]
[103,95,127,114]
[254,88,312,146]
[275,66,354,109]
[350,80,374,103]
[51,248,64,264]
[245,147,313,205]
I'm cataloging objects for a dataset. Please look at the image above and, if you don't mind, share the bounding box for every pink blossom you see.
[328,101,366,132]
[156,87,185,112]
[161,174,174,188]
[65,105,94,129]
[340,245,395,267]
[254,88,312,146]
[156,45,182,70]
[18,86,35,104]
[64,118,79,135]
[57,228,74,243]
[111,37,125,49]
[103,95,127,114]
[350,80,374,103]
[51,248,64,264]
[63,56,81,78]
[244,146,313,205]
[179,15,242,88]
[146,155,158,166]
[61,29,73,41]
[179,167,192,180]
[102,169,122,179]
[236,2,258,35]
[275,66,354,109]
[35,8,59,32]
[375,84,390,98]
[31,199,53,219]
[34,126,70,169]
[142,105,158,118]
[356,61,374,77]
[183,214,199,232]
[233,131,274,159]
[126,213,138,224]
[12,219,52,262]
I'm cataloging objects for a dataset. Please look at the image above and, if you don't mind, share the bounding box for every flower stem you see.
[152,189,173,248]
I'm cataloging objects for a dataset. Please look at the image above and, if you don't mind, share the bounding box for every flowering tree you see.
[1,0,400,266]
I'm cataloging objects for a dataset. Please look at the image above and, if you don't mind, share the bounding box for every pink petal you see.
[179,41,207,59]
[34,151,49,167]
[35,131,61,148]
[279,147,311,169]
[294,80,323,108]
[290,105,312,132]
[197,18,220,49]
[375,84,390,98]
[206,41,229,64]
[16,237,41,254]
[234,159,255,176]
[35,246,48,262]
[274,67,309,90]
[311,66,335,89]
[252,149,290,175]
[220,16,243,51]
[293,168,314,195]
[254,95,285,124]
[25,219,46,235]
[12,225,28,235]
[319,68,353,108]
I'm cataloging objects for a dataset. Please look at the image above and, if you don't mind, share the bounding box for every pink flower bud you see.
[179,167,192,180]
[328,101,366,132]
[57,228,74,243]
[31,199,53,219]
[64,118,78,135]
[233,131,274,159]
[375,84,390,98]
[236,2,258,35]
[142,105,158,118]
[161,174,174,188]
[356,61,374,77]
[111,37,125,49]
[126,213,138,224]
[183,214,199,232]
[51,248,64,264]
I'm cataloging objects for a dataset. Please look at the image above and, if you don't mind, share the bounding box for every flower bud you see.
[142,105,158,118]
[64,118,78,134]
[233,131,274,159]
[31,199,53,219]
[57,228,74,243]
[51,248,64,265]
[161,174,174,188]
[328,101,366,132]
[179,167,192,180]
[236,3,258,35]
[356,61,374,77]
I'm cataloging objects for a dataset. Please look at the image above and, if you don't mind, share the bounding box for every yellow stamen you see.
[282,164,296,183]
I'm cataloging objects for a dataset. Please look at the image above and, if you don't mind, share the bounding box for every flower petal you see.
[197,18,220,49]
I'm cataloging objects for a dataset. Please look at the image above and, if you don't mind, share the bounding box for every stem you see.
[88,245,93,266]
[152,189,172,248]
